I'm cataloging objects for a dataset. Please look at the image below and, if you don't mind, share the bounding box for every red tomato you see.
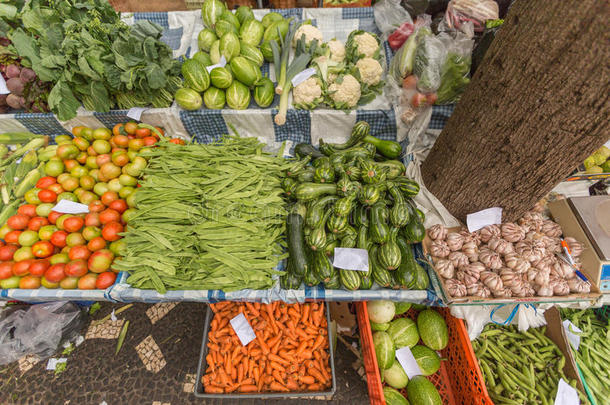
[88,249,114,273]
[48,211,62,225]
[69,245,91,261]
[65,259,88,277]
[32,241,54,258]
[108,200,128,214]
[112,123,124,137]
[142,136,157,146]
[28,217,49,232]
[12,259,33,276]
[102,222,123,242]
[19,275,41,289]
[50,230,68,248]
[36,176,57,189]
[87,237,106,252]
[4,230,21,244]
[101,191,118,206]
[85,213,101,227]
[113,135,129,148]
[7,214,30,230]
[0,261,14,279]
[96,271,117,289]
[0,245,18,261]
[46,183,64,195]
[135,127,150,138]
[169,138,185,145]
[78,273,97,289]
[88,200,106,213]
[29,259,51,276]
[99,209,120,225]
[124,122,138,135]
[18,204,37,217]
[38,189,57,203]
[44,263,66,283]
[63,217,85,233]
[426,93,437,105]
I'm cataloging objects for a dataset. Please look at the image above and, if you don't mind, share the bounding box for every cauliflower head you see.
[328,74,361,109]
[356,57,383,86]
[292,24,323,48]
[328,39,346,62]
[293,77,323,109]
[353,32,379,58]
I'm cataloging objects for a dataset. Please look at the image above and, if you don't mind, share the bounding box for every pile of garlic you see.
[428,211,590,299]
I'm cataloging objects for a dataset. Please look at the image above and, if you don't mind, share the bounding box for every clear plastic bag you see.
[442,0,499,33]
[0,302,85,365]
[374,0,413,41]
[434,32,474,104]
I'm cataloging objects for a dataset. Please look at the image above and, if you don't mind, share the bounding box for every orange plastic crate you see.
[356,302,493,405]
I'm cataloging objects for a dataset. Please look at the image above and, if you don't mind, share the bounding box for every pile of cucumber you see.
[280,121,429,291]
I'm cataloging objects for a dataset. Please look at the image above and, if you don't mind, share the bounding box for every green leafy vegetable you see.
[435,52,471,105]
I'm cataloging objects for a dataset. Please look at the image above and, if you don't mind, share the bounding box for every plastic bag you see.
[0,302,85,365]
[434,32,474,104]
[389,15,433,84]
[443,0,499,33]
[412,31,446,93]
[374,0,413,41]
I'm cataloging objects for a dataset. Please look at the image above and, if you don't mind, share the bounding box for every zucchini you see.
[313,166,335,183]
[333,195,355,217]
[395,176,420,197]
[363,135,402,159]
[337,173,359,197]
[312,156,331,168]
[344,165,361,181]
[281,265,303,289]
[359,274,373,289]
[323,238,339,258]
[312,251,334,283]
[295,182,337,201]
[306,195,338,228]
[378,227,402,271]
[403,219,425,243]
[413,262,430,289]
[286,156,311,177]
[307,210,331,251]
[394,237,417,289]
[324,270,341,289]
[297,167,315,183]
[327,214,348,235]
[282,177,298,199]
[340,269,361,291]
[318,121,370,150]
[372,252,393,287]
[358,184,381,206]
[375,160,405,178]
[340,232,357,248]
[369,203,390,244]
[286,213,309,277]
[353,205,369,228]
[303,266,321,287]
[358,157,385,184]
[388,184,409,227]
[295,143,324,159]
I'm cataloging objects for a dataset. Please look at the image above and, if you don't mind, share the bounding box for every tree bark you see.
[421,0,610,223]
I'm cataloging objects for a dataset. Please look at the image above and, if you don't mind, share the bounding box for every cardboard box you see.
[548,198,610,292]
[423,227,601,305]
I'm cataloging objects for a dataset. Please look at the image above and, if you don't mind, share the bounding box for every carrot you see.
[267,353,289,366]
[237,363,244,382]
[288,307,300,321]
[232,346,241,362]
[253,366,260,384]
[299,375,315,385]
[311,334,325,352]
[318,358,331,381]
[309,366,326,384]
[271,335,282,354]
[206,354,215,370]
[207,343,220,352]
[245,302,259,317]
[250,348,262,358]
[295,328,309,340]
[216,327,230,336]
[256,332,270,354]
[257,374,264,392]
[265,359,272,376]
[301,351,313,359]
[264,375,274,385]
[294,340,308,358]
[204,385,224,393]
[238,384,259,393]
[217,368,229,387]
[217,316,229,331]
[279,313,289,324]
[300,304,310,324]
[272,369,286,385]
[308,383,323,391]
[253,319,267,331]
[270,382,289,392]
[269,361,285,373]
[266,331,282,350]
[265,305,279,335]
[286,377,299,391]
[230,364,237,381]
[210,318,219,331]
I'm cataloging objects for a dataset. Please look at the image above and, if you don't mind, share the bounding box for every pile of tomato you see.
[0,121,174,290]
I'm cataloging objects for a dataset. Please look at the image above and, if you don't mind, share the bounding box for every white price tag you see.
[229,313,256,346]
[0,75,9,95]
[562,320,582,351]
[333,248,369,272]
[395,347,422,379]
[52,200,89,214]
[291,68,316,87]
[46,358,67,370]
[110,309,117,322]
[206,55,227,73]
[554,378,580,405]
[126,107,147,121]
[466,207,503,232]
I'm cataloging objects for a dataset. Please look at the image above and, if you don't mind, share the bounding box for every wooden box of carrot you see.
[194,301,336,398]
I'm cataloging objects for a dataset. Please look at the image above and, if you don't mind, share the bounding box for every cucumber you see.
[363,135,402,159]
[372,246,393,287]
[395,177,420,197]
[286,213,309,277]
[324,270,341,289]
[280,267,303,289]
[295,182,337,201]
[375,160,405,178]
[403,219,425,243]
[303,266,321,287]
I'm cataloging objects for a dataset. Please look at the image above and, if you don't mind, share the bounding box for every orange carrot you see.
[308,383,323,391]
[300,304,310,325]
[270,381,289,392]
[299,375,315,385]
[269,361,285,373]
[207,343,220,352]
[238,384,259,393]
[264,375,274,385]
[257,374,264,391]
[237,363,244,382]
[253,366,260,384]
[245,302,259,317]
[295,328,308,340]
[311,334,325,352]
[294,340,308,358]
[272,369,286,386]
[256,332,270,354]
[266,331,282,350]
[286,377,299,391]
[288,307,300,320]
[309,366,326,384]
[206,354,215,370]
[267,353,289,366]
[265,359,272,376]
[204,385,224,393]
[210,318,218,331]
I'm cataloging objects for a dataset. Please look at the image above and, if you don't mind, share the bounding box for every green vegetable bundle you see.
[473,324,588,405]
[8,0,182,120]
[561,308,610,404]
[281,121,428,291]
[114,136,290,293]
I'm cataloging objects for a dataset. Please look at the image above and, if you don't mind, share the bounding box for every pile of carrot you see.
[202,301,332,394]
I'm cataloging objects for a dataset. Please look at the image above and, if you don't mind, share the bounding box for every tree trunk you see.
[421,0,610,223]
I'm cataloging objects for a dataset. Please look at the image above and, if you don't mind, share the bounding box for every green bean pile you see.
[473,324,587,405]
[114,136,289,293]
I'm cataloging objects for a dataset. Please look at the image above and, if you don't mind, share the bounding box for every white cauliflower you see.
[328,74,361,109]
[292,77,323,109]
[292,24,323,48]
[356,57,383,86]
[353,32,379,58]
[328,39,345,62]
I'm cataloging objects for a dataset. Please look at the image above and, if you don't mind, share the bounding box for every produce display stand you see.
[0,279,119,302]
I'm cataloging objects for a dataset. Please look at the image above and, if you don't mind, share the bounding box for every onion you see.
[5,94,21,109]
[5,64,20,79]
[19,68,36,83]
[428,224,447,241]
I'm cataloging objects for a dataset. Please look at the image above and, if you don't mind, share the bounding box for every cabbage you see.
[198,29,217,52]
[368,300,395,324]
[383,362,409,389]
[226,81,250,110]
[201,0,225,29]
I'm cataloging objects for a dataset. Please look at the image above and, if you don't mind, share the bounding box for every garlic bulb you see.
[535,284,554,297]
[533,256,557,273]
[459,228,481,246]
[532,200,546,213]
[449,251,469,268]
[568,278,591,294]
[541,220,562,238]
[564,237,584,258]
[518,212,544,232]
[435,258,455,279]
[480,270,503,291]
[456,268,480,285]
[552,278,570,296]
[445,279,467,297]
[510,279,534,297]
[446,232,465,251]
[479,225,501,243]
[479,247,503,270]
[465,261,486,274]
[428,224,447,241]
[461,241,479,262]
[488,237,514,255]
[504,253,531,273]
[534,268,550,286]
[515,240,545,262]
[541,236,562,254]
[500,267,518,287]
[501,223,525,242]
[552,261,575,279]
[430,240,450,258]
[467,283,491,298]
[492,287,512,298]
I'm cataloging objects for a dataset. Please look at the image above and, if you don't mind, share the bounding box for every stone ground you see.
[0,302,369,405]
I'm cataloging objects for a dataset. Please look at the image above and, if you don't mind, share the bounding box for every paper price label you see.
[333,248,369,272]
[466,207,502,232]
[554,378,579,405]
[230,313,256,346]
[0,75,9,95]
[46,358,67,370]
[291,68,316,87]
[395,346,422,379]
[126,107,147,121]
[562,320,582,351]
[52,200,89,214]
[206,56,227,73]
